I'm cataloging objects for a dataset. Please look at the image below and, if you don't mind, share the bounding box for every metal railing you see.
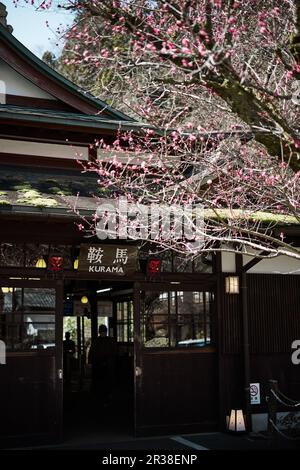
[266,379,300,442]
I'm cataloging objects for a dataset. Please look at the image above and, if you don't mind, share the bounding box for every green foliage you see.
[42,11,132,113]
[64,317,77,343]
[63,317,92,354]
[42,51,57,68]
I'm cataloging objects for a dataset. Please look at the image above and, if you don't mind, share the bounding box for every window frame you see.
[116,298,134,343]
[0,280,58,354]
[139,282,216,351]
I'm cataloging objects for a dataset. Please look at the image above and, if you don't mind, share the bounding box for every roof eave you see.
[0,23,135,122]
[0,109,149,132]
[0,205,94,219]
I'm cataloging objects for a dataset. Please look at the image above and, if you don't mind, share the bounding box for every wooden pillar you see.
[241,272,252,432]
[133,282,141,436]
[55,279,64,442]
[236,253,252,433]
[216,251,226,430]
[76,316,82,390]
[89,283,98,344]
[112,299,117,341]
[89,282,98,397]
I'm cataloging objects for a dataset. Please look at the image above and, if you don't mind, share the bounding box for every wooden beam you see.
[6,94,78,112]
[242,251,268,273]
[0,153,83,169]
[235,253,243,273]
[0,125,117,145]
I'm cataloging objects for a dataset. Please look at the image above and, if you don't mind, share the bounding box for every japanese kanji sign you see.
[78,244,138,276]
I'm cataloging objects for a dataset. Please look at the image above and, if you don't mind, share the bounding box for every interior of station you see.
[62,279,135,440]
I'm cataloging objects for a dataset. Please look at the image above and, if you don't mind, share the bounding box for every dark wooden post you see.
[55,279,64,442]
[216,252,226,430]
[76,315,82,390]
[241,272,252,432]
[133,282,141,437]
[89,285,98,393]
[81,315,86,379]
[90,286,98,344]
[240,251,266,433]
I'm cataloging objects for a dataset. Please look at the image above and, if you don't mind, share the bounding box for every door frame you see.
[133,280,217,436]
[0,278,64,443]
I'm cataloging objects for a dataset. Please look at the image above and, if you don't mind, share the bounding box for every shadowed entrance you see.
[62,280,134,442]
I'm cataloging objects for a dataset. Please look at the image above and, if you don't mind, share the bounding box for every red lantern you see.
[147,258,161,275]
[48,256,63,272]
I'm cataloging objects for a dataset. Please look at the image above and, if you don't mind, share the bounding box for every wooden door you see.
[134,282,218,436]
[0,280,63,447]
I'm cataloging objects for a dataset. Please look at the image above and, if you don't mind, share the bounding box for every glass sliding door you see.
[0,287,56,352]
[141,290,214,349]
[0,281,63,447]
[134,282,218,436]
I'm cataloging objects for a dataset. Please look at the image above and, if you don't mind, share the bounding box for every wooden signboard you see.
[78,244,138,276]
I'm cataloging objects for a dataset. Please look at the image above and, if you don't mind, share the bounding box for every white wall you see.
[0,58,55,99]
[221,251,236,273]
[97,149,181,166]
[0,138,89,161]
[243,254,300,275]
[221,249,300,274]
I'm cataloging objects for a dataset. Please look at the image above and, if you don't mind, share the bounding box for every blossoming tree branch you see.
[20,0,300,260]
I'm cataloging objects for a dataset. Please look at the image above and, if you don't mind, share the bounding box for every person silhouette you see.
[63,332,76,387]
[88,324,117,406]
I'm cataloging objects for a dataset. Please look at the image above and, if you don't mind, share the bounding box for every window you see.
[0,243,24,267]
[141,290,214,348]
[139,249,214,273]
[0,242,75,269]
[0,287,56,352]
[116,300,133,342]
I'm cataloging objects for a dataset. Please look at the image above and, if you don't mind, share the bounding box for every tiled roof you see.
[0,105,149,131]
[0,164,101,214]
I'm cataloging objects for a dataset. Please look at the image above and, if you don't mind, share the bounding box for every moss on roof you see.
[205,209,298,225]
[0,199,10,206]
[16,189,58,208]
[0,165,99,197]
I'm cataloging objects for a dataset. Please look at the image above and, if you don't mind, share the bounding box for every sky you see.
[4,0,74,58]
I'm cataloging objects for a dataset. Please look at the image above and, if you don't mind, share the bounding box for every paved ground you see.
[57,433,299,451]
[7,431,299,451]
[2,388,299,452]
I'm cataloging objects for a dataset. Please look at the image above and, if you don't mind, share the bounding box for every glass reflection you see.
[0,287,56,352]
[141,290,214,348]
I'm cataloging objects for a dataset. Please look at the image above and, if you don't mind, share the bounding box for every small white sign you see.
[250,383,261,405]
